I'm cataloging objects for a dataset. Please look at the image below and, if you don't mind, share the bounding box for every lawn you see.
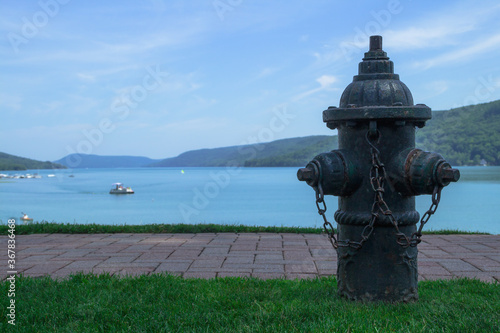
[1,274,498,332]
[0,221,491,235]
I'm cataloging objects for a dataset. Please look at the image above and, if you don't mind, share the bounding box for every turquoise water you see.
[1,166,499,234]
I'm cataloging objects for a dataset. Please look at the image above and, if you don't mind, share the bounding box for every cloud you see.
[316,75,337,88]
[77,73,96,82]
[256,67,280,79]
[313,1,500,70]
[414,33,500,70]
[292,75,338,102]
[153,117,228,132]
[420,80,449,100]
[0,93,22,110]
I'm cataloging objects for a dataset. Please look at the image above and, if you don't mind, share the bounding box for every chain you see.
[311,127,444,250]
[410,185,443,246]
[314,180,339,249]
[366,130,413,247]
[312,160,368,250]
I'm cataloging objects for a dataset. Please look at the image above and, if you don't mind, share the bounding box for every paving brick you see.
[222,263,253,270]
[418,265,450,275]
[419,249,455,258]
[215,267,252,274]
[121,244,156,252]
[318,269,336,276]
[23,261,72,275]
[224,256,254,264]
[461,244,497,252]
[117,266,156,276]
[315,261,337,270]
[217,272,251,278]
[6,233,500,281]
[168,249,202,259]
[200,247,230,255]
[310,249,336,258]
[18,254,56,262]
[463,258,500,271]
[190,259,224,268]
[230,244,257,251]
[285,264,317,274]
[286,273,318,280]
[440,260,480,272]
[251,273,285,280]
[422,275,455,281]
[101,255,139,264]
[52,268,94,277]
[255,254,283,261]
[156,261,192,273]
[64,260,103,270]
[183,272,216,279]
[452,272,497,282]
[253,264,285,273]
[90,267,121,275]
[135,251,172,261]
[284,251,313,260]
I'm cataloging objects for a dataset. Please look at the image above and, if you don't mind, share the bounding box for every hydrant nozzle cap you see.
[370,35,383,51]
[363,35,389,61]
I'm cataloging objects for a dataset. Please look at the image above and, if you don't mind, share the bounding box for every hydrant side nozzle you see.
[443,168,460,182]
[297,167,316,183]
[435,162,460,186]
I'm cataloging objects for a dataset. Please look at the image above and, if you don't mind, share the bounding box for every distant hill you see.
[149,136,339,167]
[416,99,500,166]
[151,99,500,167]
[50,99,500,168]
[54,154,161,168]
[0,152,66,171]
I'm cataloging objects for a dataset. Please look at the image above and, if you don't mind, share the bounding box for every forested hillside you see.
[152,99,500,167]
[416,99,500,166]
[54,154,160,168]
[0,152,66,171]
[149,136,338,167]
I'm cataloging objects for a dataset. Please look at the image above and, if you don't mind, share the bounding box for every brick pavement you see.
[1,233,499,282]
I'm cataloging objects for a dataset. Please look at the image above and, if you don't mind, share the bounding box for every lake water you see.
[1,167,499,234]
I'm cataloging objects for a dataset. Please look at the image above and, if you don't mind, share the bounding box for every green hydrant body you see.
[297,36,459,302]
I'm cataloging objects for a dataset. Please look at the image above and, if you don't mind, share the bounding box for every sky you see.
[1,0,500,162]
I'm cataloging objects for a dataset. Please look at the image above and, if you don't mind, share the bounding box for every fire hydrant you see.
[297,36,459,302]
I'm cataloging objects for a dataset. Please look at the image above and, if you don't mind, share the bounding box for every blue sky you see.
[1,0,500,161]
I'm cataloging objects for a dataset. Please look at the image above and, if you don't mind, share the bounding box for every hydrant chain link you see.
[411,185,443,245]
[313,181,338,249]
[367,130,412,248]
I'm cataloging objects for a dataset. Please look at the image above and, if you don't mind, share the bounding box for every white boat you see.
[20,213,33,224]
[109,183,134,194]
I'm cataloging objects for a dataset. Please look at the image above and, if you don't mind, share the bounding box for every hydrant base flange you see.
[337,224,419,302]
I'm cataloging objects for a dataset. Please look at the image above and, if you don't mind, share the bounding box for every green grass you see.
[1,274,498,332]
[0,221,324,235]
[0,221,492,235]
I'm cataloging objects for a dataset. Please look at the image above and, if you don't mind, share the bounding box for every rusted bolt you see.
[436,163,460,186]
[297,167,315,182]
[441,168,460,183]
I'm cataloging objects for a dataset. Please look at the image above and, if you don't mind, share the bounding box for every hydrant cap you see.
[339,35,414,108]
[323,36,431,129]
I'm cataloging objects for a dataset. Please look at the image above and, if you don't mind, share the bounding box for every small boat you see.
[109,183,134,194]
[20,213,34,223]
[47,174,56,178]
